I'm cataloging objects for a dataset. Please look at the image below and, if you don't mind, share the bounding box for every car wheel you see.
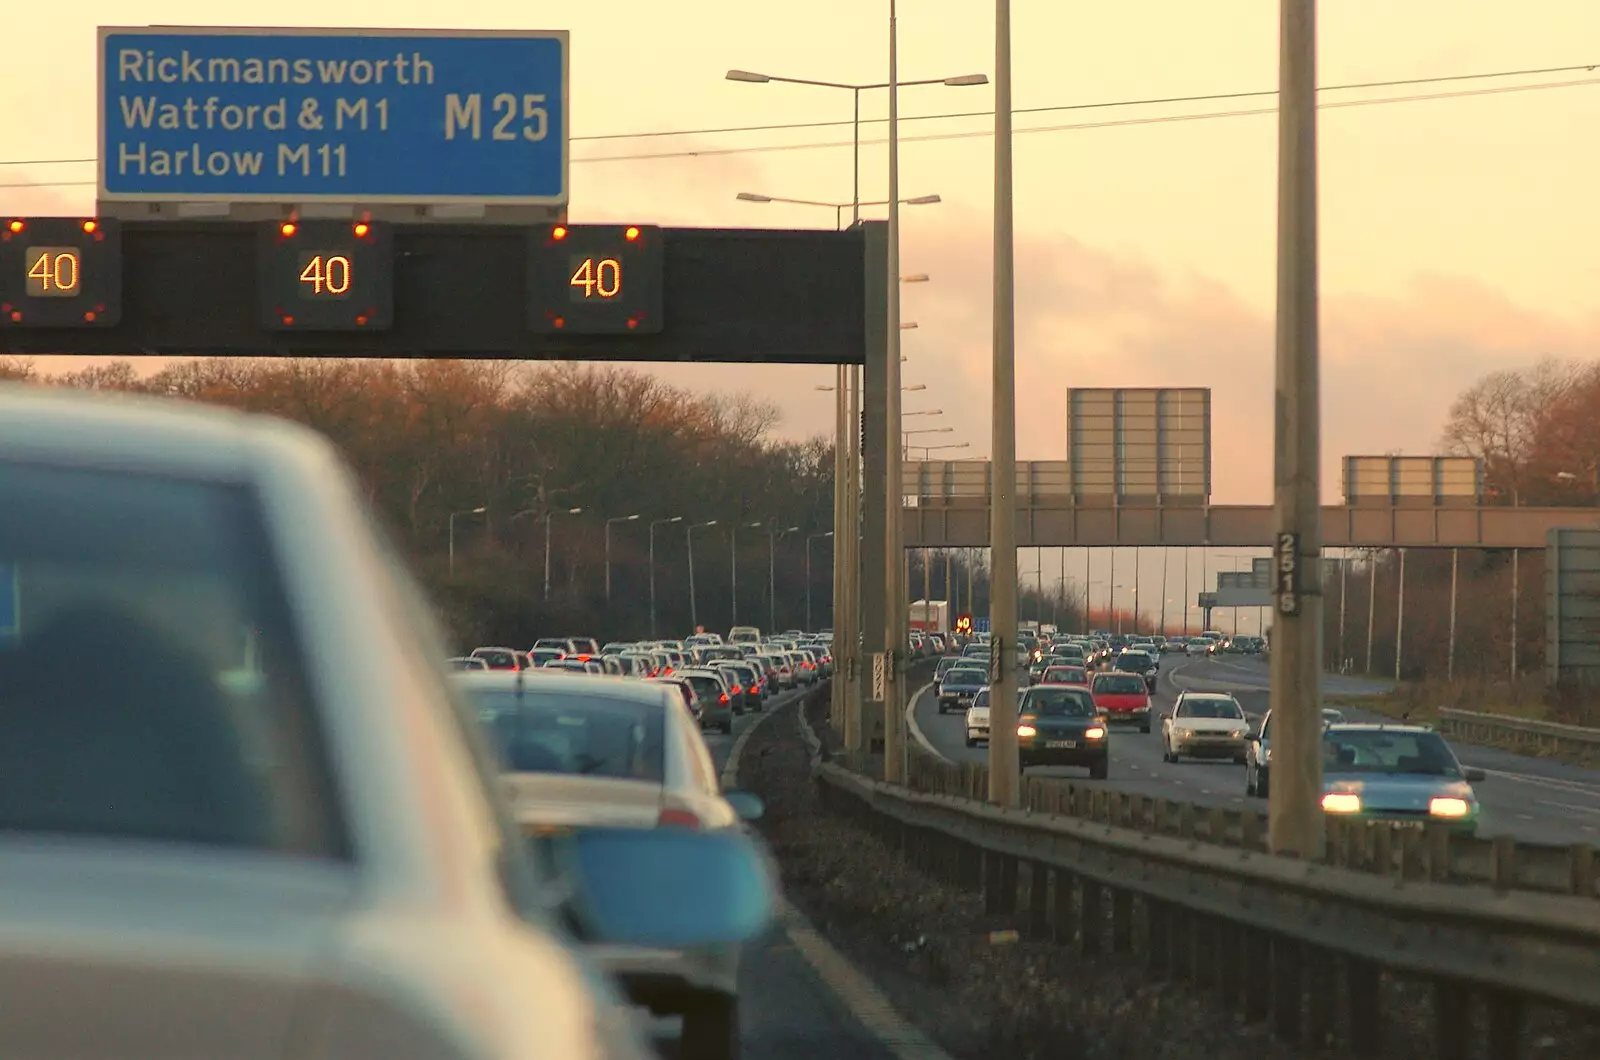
[1089,758,1108,780]
[680,992,739,1060]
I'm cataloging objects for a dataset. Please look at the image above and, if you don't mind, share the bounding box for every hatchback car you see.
[1319,724,1486,836]
[1162,692,1250,763]
[1090,672,1152,732]
[1016,685,1109,778]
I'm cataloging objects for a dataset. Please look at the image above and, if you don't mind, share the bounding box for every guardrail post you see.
[1433,982,1469,1060]
[1271,938,1302,1041]
[1425,824,1451,882]
[1490,835,1517,893]
[1243,930,1271,1023]
[1571,842,1595,897]
[1345,957,1381,1055]
[1374,825,1393,877]
[959,839,983,890]
[1168,900,1192,979]
[984,851,1017,915]
[1212,916,1237,1006]
[1485,991,1523,1060]
[1191,918,1215,989]
[1145,898,1170,976]
[1079,879,1102,956]
[1207,807,1229,845]
[1241,809,1263,851]
[1052,868,1076,946]
[1303,946,1335,1048]
[1110,887,1133,953]
[1028,861,1050,936]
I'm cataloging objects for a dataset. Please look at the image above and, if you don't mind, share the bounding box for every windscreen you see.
[1178,698,1244,719]
[464,688,665,781]
[1322,730,1461,777]
[945,668,986,686]
[1021,687,1098,717]
[1093,674,1146,695]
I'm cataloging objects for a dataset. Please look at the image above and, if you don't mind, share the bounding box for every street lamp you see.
[735,192,940,231]
[903,408,943,418]
[447,506,486,578]
[767,525,801,633]
[543,507,584,601]
[807,531,835,632]
[731,520,763,626]
[687,520,718,633]
[648,516,683,638]
[724,70,985,224]
[604,514,642,604]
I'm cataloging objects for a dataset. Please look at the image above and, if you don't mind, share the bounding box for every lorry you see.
[908,599,950,633]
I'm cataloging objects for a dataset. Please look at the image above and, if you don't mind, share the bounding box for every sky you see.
[6,1,1600,625]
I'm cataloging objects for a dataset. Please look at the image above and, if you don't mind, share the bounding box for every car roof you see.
[1181,691,1239,700]
[1324,722,1435,735]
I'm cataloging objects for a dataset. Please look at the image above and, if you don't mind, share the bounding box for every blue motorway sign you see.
[99,27,568,204]
[974,616,991,634]
[0,563,17,639]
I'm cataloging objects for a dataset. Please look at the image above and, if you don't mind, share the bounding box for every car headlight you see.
[1084,726,1106,740]
[1321,792,1362,814]
[1429,797,1472,818]
[1230,729,1246,738]
[1016,724,1037,737]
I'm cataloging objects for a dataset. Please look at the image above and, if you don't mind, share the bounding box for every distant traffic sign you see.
[98,27,568,204]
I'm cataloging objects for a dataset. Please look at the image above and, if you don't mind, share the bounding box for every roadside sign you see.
[974,616,991,634]
[954,613,973,635]
[871,652,886,701]
[0,563,18,639]
[98,27,569,204]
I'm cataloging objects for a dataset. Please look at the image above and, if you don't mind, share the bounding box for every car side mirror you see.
[557,827,776,947]
[1463,767,1486,783]
[722,789,766,821]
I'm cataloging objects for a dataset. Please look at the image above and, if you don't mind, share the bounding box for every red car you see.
[1090,672,1152,732]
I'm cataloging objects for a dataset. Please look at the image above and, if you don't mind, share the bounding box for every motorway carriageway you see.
[907,654,1600,847]
[646,681,901,1060]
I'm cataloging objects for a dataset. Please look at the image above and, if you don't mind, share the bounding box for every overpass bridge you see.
[899,460,1600,549]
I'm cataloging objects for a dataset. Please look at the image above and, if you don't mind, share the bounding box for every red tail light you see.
[719,693,730,704]
[731,685,743,695]
[658,807,702,829]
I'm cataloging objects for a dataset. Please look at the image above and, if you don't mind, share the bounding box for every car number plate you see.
[1046,739,1077,748]
[1390,820,1424,831]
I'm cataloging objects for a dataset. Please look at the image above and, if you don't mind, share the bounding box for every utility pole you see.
[881,0,907,784]
[648,517,682,638]
[1267,0,1324,861]
[832,363,847,728]
[1447,547,1459,680]
[987,0,1020,808]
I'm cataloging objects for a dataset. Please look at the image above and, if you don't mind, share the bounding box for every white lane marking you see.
[905,681,949,762]
[779,898,958,1060]
[1471,767,1600,798]
[1534,799,1600,816]
[720,690,795,788]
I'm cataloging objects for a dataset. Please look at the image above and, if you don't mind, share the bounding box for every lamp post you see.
[543,507,584,601]
[648,516,683,638]
[604,514,641,604]
[736,192,940,232]
[767,525,801,632]
[687,520,718,633]
[807,531,835,632]
[906,441,970,459]
[447,506,486,578]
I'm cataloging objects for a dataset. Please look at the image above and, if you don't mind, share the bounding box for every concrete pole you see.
[542,512,554,601]
[923,546,932,619]
[1447,547,1459,681]
[832,365,846,727]
[1266,0,1324,861]
[1366,549,1377,674]
[1084,548,1091,630]
[687,524,700,632]
[730,524,739,626]
[881,0,907,784]
[986,0,1020,808]
[1110,548,1118,632]
[1510,548,1519,678]
[1160,547,1169,635]
[845,362,864,750]
[1337,549,1347,671]
[1395,547,1406,682]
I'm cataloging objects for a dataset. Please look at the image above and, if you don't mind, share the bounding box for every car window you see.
[1177,697,1244,719]
[1323,730,1462,777]
[946,668,986,685]
[474,648,518,668]
[1093,674,1146,695]
[1021,687,1097,717]
[464,688,666,782]
[0,461,346,860]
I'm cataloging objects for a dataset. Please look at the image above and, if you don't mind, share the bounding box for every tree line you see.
[0,356,835,649]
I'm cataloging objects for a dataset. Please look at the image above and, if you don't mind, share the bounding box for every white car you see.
[0,384,776,1059]
[1162,692,1252,763]
[1185,638,1213,656]
[965,687,992,747]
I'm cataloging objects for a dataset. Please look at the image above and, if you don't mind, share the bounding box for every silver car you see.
[454,669,766,1054]
[0,384,775,1059]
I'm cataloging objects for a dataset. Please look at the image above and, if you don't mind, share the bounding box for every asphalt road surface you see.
[647,683,899,1060]
[909,654,1600,847]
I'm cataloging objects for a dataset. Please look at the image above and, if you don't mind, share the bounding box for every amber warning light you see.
[279,222,297,238]
[6,220,23,234]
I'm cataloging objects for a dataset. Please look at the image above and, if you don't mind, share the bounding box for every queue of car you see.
[0,384,813,1060]
[927,626,1486,833]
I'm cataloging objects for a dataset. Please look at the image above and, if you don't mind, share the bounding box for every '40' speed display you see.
[528,224,663,335]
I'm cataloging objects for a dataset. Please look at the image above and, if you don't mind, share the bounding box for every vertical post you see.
[604,521,614,604]
[882,1,908,784]
[1267,0,1324,861]
[649,522,659,638]
[987,0,1020,808]
[1395,546,1406,682]
[923,546,932,623]
[859,223,889,757]
[1366,549,1377,673]
[687,525,700,632]
[730,524,738,626]
[946,550,954,617]
[807,534,815,634]
[967,546,975,621]
[543,513,554,601]
[1133,545,1141,635]
[1161,546,1169,635]
[1510,548,1519,678]
[769,531,778,633]
[1337,548,1347,671]
[1447,547,1459,681]
[1059,545,1066,626]
[1085,547,1092,630]
[1110,548,1118,632]
[448,513,457,579]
